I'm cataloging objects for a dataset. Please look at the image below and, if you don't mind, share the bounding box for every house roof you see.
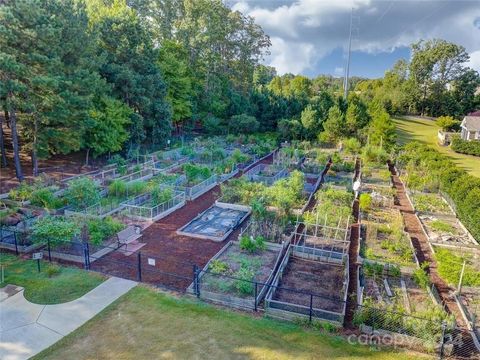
[462,116,480,131]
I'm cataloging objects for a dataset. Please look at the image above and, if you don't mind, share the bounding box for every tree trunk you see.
[4,108,11,128]
[0,112,7,167]
[85,148,90,166]
[7,98,23,181]
[32,115,39,177]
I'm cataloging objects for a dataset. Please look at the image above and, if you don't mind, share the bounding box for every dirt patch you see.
[272,256,345,313]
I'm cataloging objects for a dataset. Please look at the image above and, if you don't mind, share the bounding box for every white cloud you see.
[467,51,480,72]
[268,37,315,74]
[233,0,480,75]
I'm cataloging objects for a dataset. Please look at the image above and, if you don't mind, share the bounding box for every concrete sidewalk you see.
[0,277,136,360]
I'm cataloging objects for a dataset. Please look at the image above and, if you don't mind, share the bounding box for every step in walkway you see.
[0,277,136,360]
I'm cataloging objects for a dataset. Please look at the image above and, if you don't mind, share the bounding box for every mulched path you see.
[90,153,275,292]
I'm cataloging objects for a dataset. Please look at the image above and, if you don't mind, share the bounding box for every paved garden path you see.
[0,277,136,360]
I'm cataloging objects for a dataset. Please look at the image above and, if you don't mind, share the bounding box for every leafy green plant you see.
[9,182,35,202]
[209,260,229,275]
[183,163,212,184]
[413,262,431,289]
[430,220,455,234]
[359,193,372,212]
[32,216,79,248]
[64,177,101,210]
[87,217,124,246]
[233,266,255,295]
[239,235,266,253]
[127,181,147,195]
[45,264,61,278]
[151,187,173,205]
[108,180,127,197]
[109,154,127,175]
[30,187,62,209]
[363,261,384,277]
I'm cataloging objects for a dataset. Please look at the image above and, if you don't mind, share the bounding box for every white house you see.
[460,115,480,141]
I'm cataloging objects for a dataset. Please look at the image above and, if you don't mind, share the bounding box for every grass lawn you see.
[393,116,480,177]
[34,286,429,360]
[0,252,105,304]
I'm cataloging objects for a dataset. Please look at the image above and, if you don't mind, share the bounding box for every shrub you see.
[231,149,249,164]
[359,193,372,212]
[229,114,259,134]
[239,235,266,253]
[343,137,361,154]
[45,264,61,278]
[151,187,173,205]
[64,177,101,210]
[209,260,229,275]
[233,266,255,295]
[108,154,128,175]
[127,181,147,195]
[108,180,127,197]
[87,217,124,245]
[361,145,389,165]
[436,116,460,132]
[451,136,480,157]
[203,115,222,135]
[30,187,62,209]
[9,182,35,202]
[32,216,79,248]
[183,163,212,184]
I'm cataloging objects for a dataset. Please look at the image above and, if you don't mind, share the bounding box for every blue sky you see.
[231,0,480,79]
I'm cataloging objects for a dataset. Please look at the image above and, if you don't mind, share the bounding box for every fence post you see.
[254,282,258,311]
[137,252,142,282]
[193,264,199,297]
[309,294,313,323]
[83,243,90,270]
[47,239,51,262]
[439,321,447,359]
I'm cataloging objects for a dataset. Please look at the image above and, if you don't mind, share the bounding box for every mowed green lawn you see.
[393,116,480,177]
[0,253,105,304]
[34,286,429,360]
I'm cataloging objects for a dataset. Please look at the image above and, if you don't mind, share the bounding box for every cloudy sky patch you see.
[230,0,480,78]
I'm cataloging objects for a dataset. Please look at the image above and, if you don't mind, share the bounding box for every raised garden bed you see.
[191,240,284,310]
[177,203,250,242]
[265,244,348,325]
[0,204,43,253]
[356,268,453,347]
[419,214,477,247]
[244,163,288,185]
[324,170,354,191]
[409,191,453,216]
[360,207,417,270]
[361,165,392,187]
[122,189,186,221]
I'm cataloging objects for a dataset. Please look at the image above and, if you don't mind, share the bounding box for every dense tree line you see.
[0,0,271,179]
[354,39,480,118]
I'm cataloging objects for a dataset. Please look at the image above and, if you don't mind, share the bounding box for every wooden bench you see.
[117,226,142,250]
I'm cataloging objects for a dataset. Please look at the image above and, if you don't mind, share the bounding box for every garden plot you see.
[177,203,250,242]
[361,165,392,187]
[300,158,325,178]
[122,187,186,222]
[293,219,350,257]
[266,244,349,325]
[360,206,417,269]
[192,239,284,310]
[245,163,288,185]
[356,268,452,345]
[273,146,304,169]
[360,183,395,208]
[0,203,43,253]
[419,214,477,247]
[171,163,218,200]
[409,191,453,216]
[324,170,354,191]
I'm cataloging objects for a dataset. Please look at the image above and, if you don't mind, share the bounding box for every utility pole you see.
[343,8,354,99]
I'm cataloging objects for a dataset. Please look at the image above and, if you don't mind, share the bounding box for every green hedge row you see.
[397,143,480,240]
[451,137,480,157]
